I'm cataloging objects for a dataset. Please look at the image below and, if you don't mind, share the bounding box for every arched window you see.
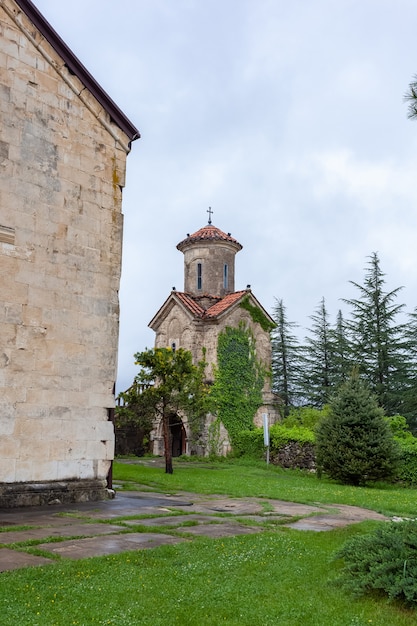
[197,262,202,290]
[223,264,228,289]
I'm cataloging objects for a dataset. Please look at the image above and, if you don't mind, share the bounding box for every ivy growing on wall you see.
[210,322,266,446]
[239,296,275,332]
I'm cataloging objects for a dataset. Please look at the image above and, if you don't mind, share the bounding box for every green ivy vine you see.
[210,322,266,446]
[239,296,275,332]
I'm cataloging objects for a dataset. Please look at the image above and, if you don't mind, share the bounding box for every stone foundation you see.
[0,479,109,508]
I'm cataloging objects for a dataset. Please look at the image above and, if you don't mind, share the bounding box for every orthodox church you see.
[148,213,279,456]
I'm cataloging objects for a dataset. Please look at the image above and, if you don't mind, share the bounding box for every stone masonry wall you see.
[0,0,131,494]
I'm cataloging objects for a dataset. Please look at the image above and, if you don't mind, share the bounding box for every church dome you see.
[177,225,242,252]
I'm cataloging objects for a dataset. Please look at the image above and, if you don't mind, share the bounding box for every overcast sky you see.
[34,0,417,392]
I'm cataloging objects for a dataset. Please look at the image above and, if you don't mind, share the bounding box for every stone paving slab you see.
[181,523,262,538]
[122,514,222,527]
[37,532,186,559]
[286,504,387,531]
[0,490,390,571]
[0,523,126,545]
[0,547,53,572]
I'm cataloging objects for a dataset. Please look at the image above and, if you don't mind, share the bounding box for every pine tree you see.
[331,309,352,388]
[405,74,417,120]
[400,307,417,432]
[343,252,407,414]
[271,298,304,415]
[302,297,335,407]
[315,372,400,486]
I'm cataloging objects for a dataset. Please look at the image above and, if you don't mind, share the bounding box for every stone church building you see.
[0,0,139,505]
[148,217,278,456]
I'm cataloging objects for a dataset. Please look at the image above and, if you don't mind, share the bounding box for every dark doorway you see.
[169,415,186,457]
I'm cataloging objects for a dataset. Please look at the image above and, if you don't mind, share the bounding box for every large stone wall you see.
[0,0,131,502]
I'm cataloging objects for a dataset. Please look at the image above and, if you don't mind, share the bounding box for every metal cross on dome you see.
[207,206,213,224]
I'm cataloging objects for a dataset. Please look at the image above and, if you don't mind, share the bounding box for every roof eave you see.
[14,0,140,142]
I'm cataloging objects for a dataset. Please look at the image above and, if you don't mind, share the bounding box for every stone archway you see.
[169,414,186,457]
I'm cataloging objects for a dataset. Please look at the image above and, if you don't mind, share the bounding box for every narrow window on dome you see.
[223,264,228,289]
[197,262,202,290]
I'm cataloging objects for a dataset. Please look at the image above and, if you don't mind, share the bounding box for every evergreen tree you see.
[330,309,352,388]
[302,297,335,407]
[315,372,400,486]
[343,252,407,414]
[271,298,304,415]
[400,307,417,432]
[405,74,417,119]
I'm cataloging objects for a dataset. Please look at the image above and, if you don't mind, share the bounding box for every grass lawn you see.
[114,457,417,518]
[0,458,416,625]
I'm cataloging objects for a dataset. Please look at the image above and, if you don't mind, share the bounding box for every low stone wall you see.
[0,479,109,508]
[271,441,316,470]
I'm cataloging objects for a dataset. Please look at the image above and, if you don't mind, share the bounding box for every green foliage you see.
[336,520,417,606]
[239,295,275,332]
[302,297,339,407]
[116,384,154,451]
[316,372,400,486]
[233,428,265,458]
[387,414,415,440]
[271,298,304,414]
[344,252,407,415]
[396,438,417,485]
[207,417,225,458]
[269,423,315,448]
[133,347,209,473]
[233,424,315,460]
[210,323,265,446]
[283,405,330,430]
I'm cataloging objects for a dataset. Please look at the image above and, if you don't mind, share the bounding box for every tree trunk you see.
[162,413,173,474]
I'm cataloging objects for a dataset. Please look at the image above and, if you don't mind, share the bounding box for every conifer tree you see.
[331,309,352,388]
[302,297,335,407]
[315,372,399,486]
[343,252,407,414]
[271,298,304,415]
[405,74,417,119]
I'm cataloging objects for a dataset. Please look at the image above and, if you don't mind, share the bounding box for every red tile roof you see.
[177,225,242,252]
[175,290,248,320]
[204,291,247,318]
[175,292,205,317]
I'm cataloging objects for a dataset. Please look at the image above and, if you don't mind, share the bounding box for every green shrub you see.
[269,424,315,448]
[233,424,315,466]
[233,428,264,458]
[316,373,400,485]
[283,406,329,430]
[336,520,417,606]
[396,437,417,485]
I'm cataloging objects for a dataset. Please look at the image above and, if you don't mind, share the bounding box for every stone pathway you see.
[0,490,388,572]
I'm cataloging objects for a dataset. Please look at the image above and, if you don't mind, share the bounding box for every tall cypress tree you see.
[271,298,304,415]
[343,252,407,415]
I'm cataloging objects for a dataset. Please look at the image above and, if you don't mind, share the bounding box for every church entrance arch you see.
[169,414,186,457]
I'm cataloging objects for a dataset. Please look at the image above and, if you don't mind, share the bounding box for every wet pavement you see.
[0,490,388,572]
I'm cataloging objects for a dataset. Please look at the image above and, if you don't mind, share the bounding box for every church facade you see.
[0,0,139,505]
[148,219,279,456]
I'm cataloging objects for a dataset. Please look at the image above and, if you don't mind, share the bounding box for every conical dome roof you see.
[177,224,242,252]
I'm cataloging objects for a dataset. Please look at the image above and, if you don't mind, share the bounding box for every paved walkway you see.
[0,490,387,572]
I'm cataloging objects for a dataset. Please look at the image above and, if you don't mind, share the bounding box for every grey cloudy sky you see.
[34,0,417,392]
